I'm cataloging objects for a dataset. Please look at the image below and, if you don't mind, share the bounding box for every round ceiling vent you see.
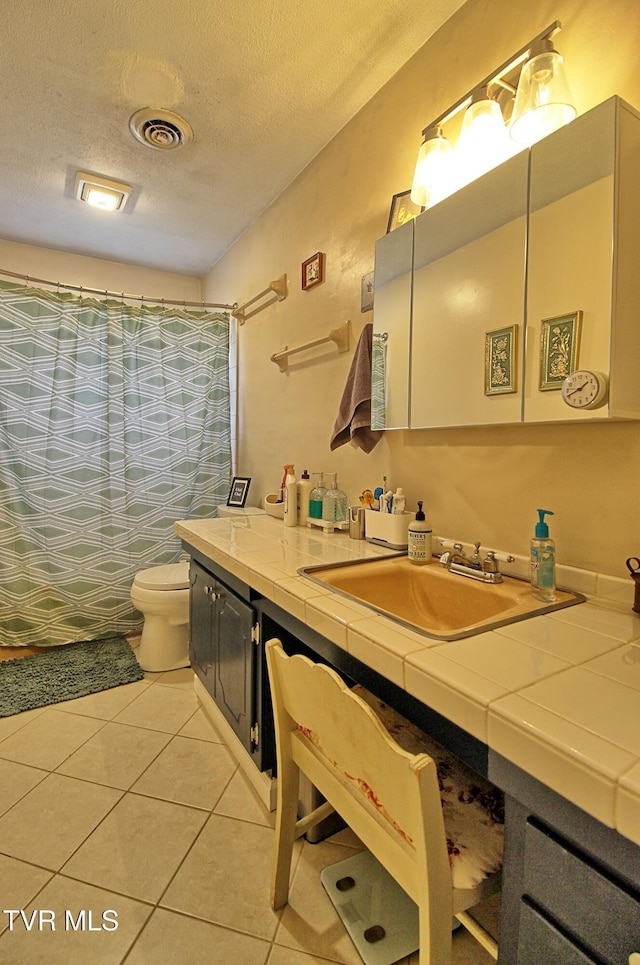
[129,108,193,151]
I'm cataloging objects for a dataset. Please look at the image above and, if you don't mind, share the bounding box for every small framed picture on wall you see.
[301,252,325,290]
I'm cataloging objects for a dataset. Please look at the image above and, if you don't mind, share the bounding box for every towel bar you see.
[233,274,288,324]
[271,320,351,373]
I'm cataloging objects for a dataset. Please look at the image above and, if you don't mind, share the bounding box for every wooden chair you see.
[266,638,501,964]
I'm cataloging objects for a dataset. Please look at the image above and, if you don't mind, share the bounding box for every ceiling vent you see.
[129,108,193,151]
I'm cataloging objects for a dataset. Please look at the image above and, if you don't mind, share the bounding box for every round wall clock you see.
[561,370,609,410]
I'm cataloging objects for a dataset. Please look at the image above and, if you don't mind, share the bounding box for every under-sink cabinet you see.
[491,753,640,964]
[188,554,274,773]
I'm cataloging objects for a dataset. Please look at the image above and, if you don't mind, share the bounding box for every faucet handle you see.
[483,550,499,574]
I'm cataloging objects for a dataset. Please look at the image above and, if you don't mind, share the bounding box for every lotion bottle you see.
[283,465,298,527]
[408,501,432,565]
[530,509,555,602]
[297,469,311,522]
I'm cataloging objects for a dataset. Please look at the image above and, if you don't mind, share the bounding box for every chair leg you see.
[270,755,300,910]
[418,898,453,965]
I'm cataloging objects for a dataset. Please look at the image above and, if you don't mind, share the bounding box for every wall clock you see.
[560,370,608,409]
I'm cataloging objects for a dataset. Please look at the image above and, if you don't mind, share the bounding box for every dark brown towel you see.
[330,323,383,453]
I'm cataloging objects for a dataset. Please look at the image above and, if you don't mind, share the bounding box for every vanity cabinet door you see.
[410,151,528,428]
[371,218,413,429]
[213,579,255,752]
[189,559,256,756]
[189,560,216,695]
[524,96,640,423]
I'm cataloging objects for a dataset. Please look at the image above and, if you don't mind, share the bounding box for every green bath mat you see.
[0,636,144,717]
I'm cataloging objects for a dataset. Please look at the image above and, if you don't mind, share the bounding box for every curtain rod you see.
[0,267,238,312]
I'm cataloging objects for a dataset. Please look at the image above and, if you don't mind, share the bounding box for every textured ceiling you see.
[2,0,464,276]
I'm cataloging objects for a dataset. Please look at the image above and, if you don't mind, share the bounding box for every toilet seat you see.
[134,561,190,591]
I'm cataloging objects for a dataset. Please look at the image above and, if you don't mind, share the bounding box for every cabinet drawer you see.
[523,820,640,963]
[518,901,599,965]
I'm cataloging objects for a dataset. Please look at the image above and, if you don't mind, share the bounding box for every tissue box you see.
[365,510,415,550]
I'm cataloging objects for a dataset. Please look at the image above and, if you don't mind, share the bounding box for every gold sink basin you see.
[300,556,584,640]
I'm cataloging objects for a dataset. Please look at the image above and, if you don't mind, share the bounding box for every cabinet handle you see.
[204,586,220,601]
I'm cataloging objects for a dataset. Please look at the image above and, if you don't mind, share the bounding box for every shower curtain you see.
[0,280,232,647]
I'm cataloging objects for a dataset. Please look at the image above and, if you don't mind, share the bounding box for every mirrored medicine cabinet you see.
[371,96,640,430]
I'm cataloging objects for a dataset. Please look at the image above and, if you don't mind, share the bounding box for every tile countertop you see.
[174,514,640,848]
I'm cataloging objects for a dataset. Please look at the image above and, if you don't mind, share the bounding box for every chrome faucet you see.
[439,539,514,584]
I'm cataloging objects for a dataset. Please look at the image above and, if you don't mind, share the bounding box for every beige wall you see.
[0,238,202,303]
[204,0,640,580]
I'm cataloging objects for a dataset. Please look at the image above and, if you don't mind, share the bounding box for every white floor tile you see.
[0,758,48,816]
[125,907,270,965]
[62,792,207,902]
[55,721,171,790]
[54,680,150,721]
[161,812,282,941]
[0,709,105,771]
[0,773,122,870]
[112,685,200,734]
[0,874,152,965]
[0,855,52,933]
[131,735,237,809]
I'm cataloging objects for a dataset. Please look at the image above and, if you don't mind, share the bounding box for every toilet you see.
[130,560,191,672]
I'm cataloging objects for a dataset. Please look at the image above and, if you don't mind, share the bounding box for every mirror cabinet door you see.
[524,96,640,422]
[524,98,617,422]
[371,218,413,430]
[410,151,528,428]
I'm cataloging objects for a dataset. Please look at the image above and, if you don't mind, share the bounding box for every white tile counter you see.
[175,514,640,847]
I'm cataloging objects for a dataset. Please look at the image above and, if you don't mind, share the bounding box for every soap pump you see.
[530,509,555,602]
[408,501,432,565]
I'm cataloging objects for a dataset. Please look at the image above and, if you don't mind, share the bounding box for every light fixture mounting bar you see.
[420,20,562,137]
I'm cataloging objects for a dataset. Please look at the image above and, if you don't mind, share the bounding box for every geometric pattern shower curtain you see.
[0,281,231,647]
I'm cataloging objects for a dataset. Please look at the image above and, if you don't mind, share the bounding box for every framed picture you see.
[301,252,325,290]
[360,271,374,313]
[539,311,582,390]
[227,476,251,508]
[386,190,423,233]
[485,325,518,395]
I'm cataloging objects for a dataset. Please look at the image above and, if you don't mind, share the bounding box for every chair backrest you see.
[266,639,452,906]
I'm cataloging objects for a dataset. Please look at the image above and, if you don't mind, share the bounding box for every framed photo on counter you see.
[227,476,251,507]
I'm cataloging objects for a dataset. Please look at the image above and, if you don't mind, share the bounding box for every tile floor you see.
[0,660,498,964]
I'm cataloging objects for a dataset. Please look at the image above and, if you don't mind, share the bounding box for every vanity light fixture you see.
[510,37,576,145]
[410,20,575,208]
[456,86,512,187]
[74,171,132,212]
[409,125,453,208]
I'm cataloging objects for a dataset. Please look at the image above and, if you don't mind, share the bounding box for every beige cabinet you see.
[524,96,640,422]
[410,153,528,428]
[371,96,640,430]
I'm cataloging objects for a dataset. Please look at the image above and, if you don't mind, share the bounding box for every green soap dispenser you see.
[531,509,555,602]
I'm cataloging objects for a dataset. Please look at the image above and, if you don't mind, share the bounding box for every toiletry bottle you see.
[530,509,555,602]
[408,501,432,565]
[392,487,406,514]
[297,469,311,522]
[283,465,297,527]
[322,472,348,523]
[308,472,326,519]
